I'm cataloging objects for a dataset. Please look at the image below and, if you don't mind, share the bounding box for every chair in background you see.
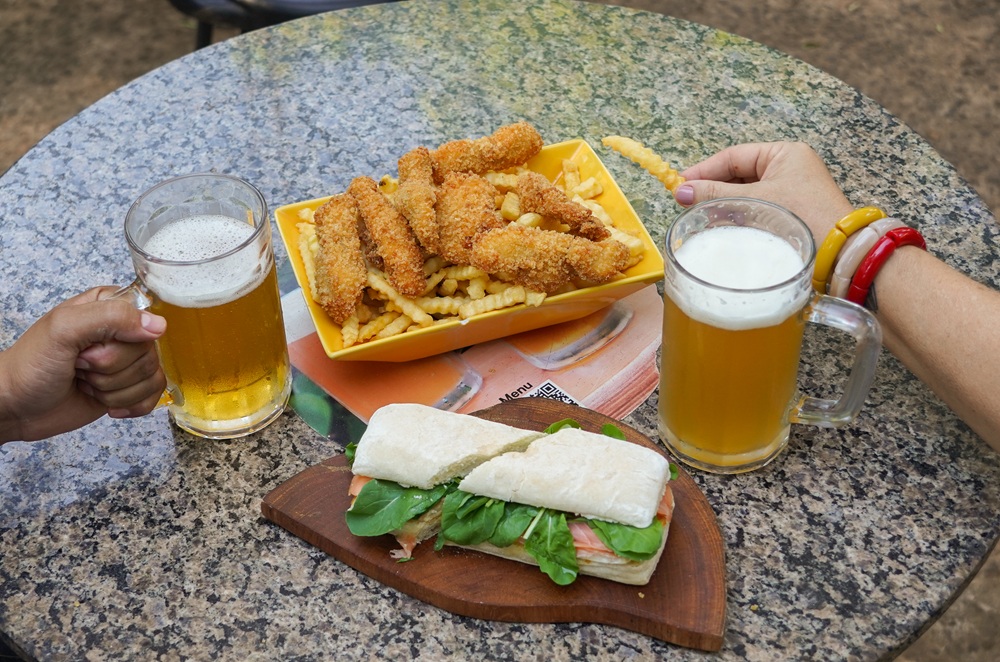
[167,0,400,50]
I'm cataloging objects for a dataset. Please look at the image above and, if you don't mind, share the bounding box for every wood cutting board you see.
[261,398,727,652]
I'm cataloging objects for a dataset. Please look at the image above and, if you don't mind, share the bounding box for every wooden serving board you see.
[261,398,727,652]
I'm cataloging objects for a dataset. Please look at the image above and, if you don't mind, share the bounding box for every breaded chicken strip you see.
[471,224,631,293]
[348,176,426,297]
[435,172,504,265]
[517,171,611,242]
[393,146,439,253]
[471,224,574,294]
[567,237,632,284]
[313,194,367,324]
[430,122,544,184]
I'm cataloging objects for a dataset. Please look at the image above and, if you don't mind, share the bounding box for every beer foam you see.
[669,226,809,330]
[143,215,267,308]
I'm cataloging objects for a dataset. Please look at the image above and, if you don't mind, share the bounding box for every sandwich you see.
[345,403,544,558]
[436,426,674,585]
[345,403,675,585]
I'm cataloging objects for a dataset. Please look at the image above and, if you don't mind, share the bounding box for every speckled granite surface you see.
[2,1,999,660]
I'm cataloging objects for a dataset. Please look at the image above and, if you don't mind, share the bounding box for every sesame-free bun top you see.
[458,427,669,528]
[351,404,543,490]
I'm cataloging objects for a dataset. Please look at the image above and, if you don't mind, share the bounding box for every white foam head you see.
[141,215,267,308]
[668,226,810,330]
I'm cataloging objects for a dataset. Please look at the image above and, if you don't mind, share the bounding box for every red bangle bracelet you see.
[846,227,927,306]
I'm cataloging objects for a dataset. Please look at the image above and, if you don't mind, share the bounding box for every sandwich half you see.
[345,403,543,558]
[437,427,674,585]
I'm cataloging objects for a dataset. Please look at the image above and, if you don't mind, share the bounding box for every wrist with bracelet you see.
[812,207,927,311]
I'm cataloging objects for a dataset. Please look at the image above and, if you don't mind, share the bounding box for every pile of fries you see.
[295,123,649,348]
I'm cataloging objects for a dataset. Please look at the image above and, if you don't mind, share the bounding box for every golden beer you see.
[658,223,811,472]
[659,199,883,473]
[141,213,291,437]
[659,295,805,468]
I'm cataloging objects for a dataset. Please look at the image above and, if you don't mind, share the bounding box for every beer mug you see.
[658,198,881,474]
[114,173,292,439]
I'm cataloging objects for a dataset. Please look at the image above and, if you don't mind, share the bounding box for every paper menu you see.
[282,285,662,426]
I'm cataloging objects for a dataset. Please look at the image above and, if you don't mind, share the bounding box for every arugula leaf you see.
[489,502,539,547]
[586,518,664,561]
[669,463,679,481]
[439,491,505,546]
[542,418,581,434]
[345,479,448,537]
[344,442,358,466]
[524,510,578,585]
[600,423,627,440]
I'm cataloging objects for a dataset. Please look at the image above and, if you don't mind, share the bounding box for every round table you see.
[2,1,999,659]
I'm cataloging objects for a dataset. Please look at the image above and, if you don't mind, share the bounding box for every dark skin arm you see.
[0,287,166,443]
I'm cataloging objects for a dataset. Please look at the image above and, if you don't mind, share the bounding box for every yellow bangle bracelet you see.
[812,206,887,293]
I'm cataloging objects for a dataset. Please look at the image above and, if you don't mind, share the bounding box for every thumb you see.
[673,180,752,208]
[53,299,166,350]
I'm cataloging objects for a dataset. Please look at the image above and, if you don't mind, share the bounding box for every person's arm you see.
[872,247,1000,448]
[676,142,1000,452]
[0,287,166,443]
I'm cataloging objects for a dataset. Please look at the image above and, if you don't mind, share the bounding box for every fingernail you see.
[140,312,167,334]
[674,184,695,206]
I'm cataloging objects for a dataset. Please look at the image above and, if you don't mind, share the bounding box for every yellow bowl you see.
[274,139,664,362]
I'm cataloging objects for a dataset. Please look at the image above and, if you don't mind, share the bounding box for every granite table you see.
[2,0,1000,659]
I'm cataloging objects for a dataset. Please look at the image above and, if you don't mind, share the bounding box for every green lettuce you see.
[345,478,450,537]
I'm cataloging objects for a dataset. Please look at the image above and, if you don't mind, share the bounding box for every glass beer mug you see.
[114,173,292,439]
[658,198,882,473]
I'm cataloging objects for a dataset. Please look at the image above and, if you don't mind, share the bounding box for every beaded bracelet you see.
[828,218,907,299]
[845,227,927,306]
[812,206,887,293]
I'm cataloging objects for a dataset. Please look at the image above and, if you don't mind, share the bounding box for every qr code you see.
[526,380,579,405]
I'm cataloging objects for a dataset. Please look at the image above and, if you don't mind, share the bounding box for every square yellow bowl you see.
[274,139,664,362]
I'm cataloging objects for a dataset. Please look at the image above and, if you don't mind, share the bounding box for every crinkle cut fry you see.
[394,146,439,253]
[435,172,504,265]
[517,171,610,241]
[601,135,685,194]
[312,193,367,325]
[429,121,544,184]
[347,176,426,297]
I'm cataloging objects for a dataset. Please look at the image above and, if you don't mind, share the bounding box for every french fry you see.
[375,313,413,339]
[341,315,361,347]
[602,135,685,194]
[465,276,489,300]
[562,159,581,192]
[367,270,435,327]
[500,192,521,221]
[297,222,320,301]
[415,295,468,316]
[570,176,602,199]
[484,171,520,192]
[459,286,527,319]
[436,265,488,281]
[358,311,401,343]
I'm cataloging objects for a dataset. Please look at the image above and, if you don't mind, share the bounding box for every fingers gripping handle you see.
[108,281,176,409]
[790,295,882,428]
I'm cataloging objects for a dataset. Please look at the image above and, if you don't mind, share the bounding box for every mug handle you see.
[790,294,882,427]
[107,281,176,409]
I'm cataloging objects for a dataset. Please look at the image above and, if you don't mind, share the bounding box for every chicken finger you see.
[313,193,367,324]
[348,176,426,297]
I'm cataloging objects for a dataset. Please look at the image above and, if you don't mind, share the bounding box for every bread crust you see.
[458,427,670,528]
[351,404,543,489]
